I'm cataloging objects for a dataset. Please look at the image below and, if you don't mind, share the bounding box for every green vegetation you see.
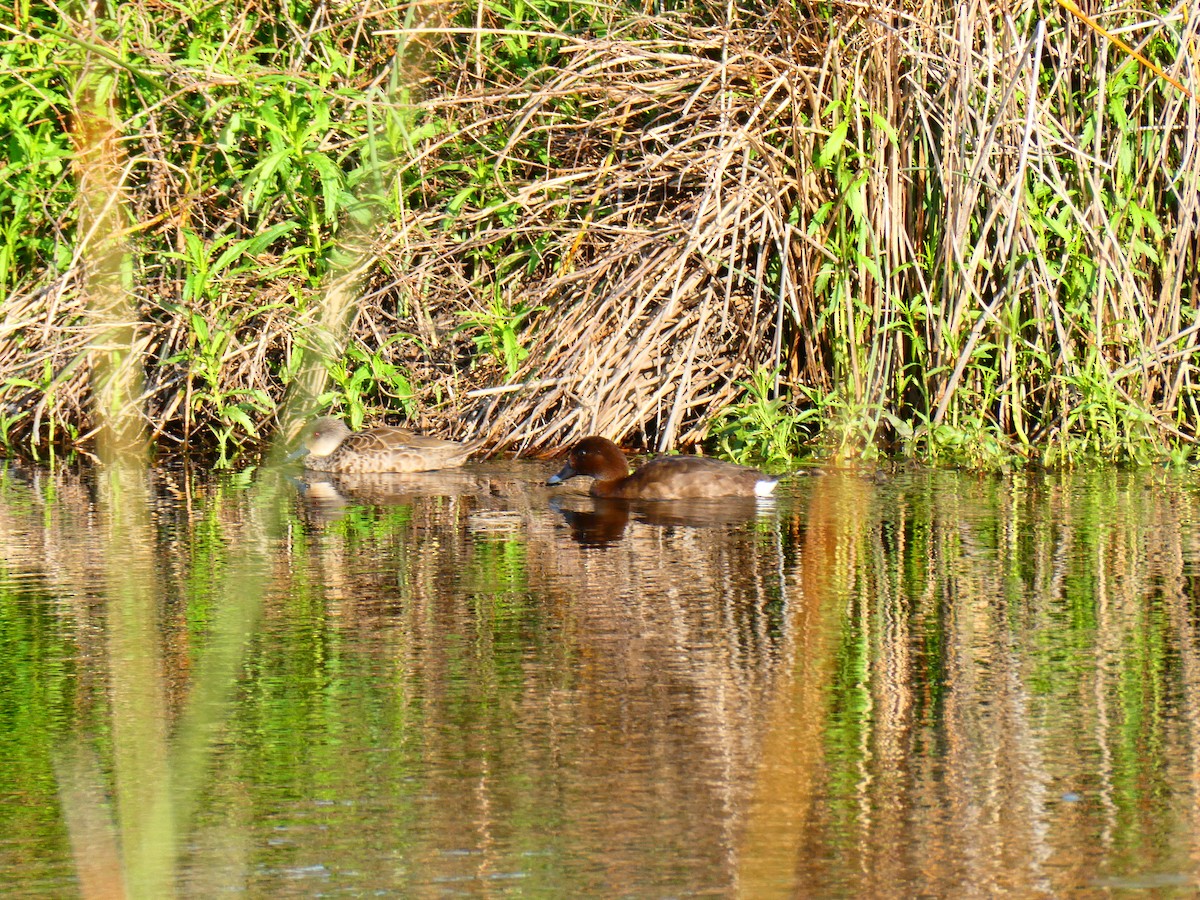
[710,366,816,470]
[0,0,1197,468]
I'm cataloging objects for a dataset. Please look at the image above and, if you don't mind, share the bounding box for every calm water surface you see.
[1,460,1199,897]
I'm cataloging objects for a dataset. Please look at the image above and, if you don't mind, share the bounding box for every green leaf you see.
[846,171,868,220]
[817,119,849,169]
[191,313,210,344]
[308,152,344,224]
[222,404,256,434]
[243,149,294,212]
[211,221,299,275]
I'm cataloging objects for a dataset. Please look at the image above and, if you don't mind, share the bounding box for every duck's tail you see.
[754,477,781,497]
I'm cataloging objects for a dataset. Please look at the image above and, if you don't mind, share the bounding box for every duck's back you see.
[312,427,480,474]
[600,456,777,500]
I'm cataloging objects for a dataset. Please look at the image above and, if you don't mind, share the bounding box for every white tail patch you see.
[754,478,780,497]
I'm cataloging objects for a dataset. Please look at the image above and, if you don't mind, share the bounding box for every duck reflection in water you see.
[550,494,771,546]
[296,469,486,523]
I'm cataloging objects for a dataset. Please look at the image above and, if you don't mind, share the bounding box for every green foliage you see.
[0,18,76,292]
[167,308,277,467]
[164,224,300,305]
[316,339,418,430]
[456,297,541,379]
[710,367,814,469]
[236,80,368,264]
[908,413,1020,471]
[0,355,82,464]
[1044,355,1164,468]
[1,0,1197,468]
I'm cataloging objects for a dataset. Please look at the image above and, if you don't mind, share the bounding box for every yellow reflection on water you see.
[102,466,174,898]
[736,475,869,898]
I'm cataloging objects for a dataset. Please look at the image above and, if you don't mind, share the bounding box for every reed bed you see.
[1,0,1197,465]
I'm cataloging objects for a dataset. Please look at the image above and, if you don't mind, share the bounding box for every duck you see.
[546,436,780,500]
[291,416,484,474]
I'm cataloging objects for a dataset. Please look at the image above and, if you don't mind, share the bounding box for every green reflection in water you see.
[2,468,1200,895]
[797,471,1200,897]
[0,521,78,889]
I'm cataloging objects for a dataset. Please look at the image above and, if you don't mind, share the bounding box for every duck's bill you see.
[546,463,576,486]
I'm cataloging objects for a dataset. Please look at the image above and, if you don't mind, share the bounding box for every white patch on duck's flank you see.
[754,478,780,497]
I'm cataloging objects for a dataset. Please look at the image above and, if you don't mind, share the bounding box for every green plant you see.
[710,367,814,469]
[316,339,419,429]
[239,81,365,269]
[456,297,541,379]
[180,311,275,466]
[1044,354,1164,468]
[0,23,76,293]
[163,224,299,305]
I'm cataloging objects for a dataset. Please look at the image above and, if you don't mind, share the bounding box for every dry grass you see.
[1,0,1198,464]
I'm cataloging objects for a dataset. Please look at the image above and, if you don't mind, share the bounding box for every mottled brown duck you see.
[292,417,483,474]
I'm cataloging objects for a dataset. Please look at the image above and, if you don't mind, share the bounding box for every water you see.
[1,460,1199,896]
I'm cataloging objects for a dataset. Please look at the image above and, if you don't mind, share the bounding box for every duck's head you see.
[291,417,351,460]
[547,436,629,486]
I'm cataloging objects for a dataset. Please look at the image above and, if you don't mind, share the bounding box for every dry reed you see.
[1,0,1197,463]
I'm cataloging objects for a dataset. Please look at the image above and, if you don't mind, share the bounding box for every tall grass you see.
[0,0,1197,466]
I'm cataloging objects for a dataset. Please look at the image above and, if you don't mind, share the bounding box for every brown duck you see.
[293,417,483,474]
[547,436,780,500]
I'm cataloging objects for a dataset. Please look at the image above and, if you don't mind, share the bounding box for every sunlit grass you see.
[2,0,1198,469]
[48,9,408,894]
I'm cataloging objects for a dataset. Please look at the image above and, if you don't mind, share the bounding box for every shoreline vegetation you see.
[1,0,1198,470]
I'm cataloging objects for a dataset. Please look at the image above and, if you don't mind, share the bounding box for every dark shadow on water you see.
[550,493,775,546]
